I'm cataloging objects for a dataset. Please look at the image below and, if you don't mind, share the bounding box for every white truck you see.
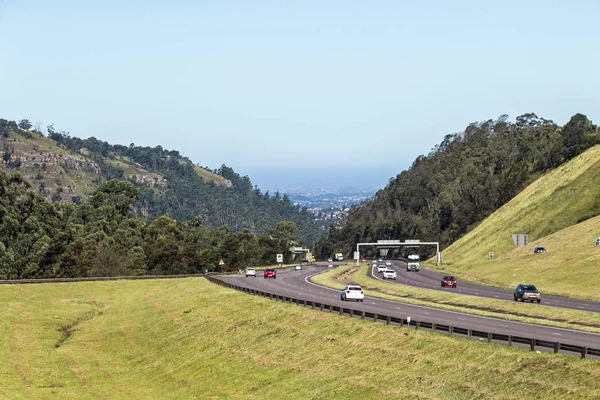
[335,253,344,262]
[407,255,420,272]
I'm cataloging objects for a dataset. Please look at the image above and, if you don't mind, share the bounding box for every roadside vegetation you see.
[311,264,600,333]
[1,278,598,399]
[0,170,304,279]
[438,145,600,300]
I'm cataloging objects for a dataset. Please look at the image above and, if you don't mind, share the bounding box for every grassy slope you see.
[1,278,599,399]
[438,145,600,299]
[312,265,600,333]
[0,130,98,200]
[0,130,230,203]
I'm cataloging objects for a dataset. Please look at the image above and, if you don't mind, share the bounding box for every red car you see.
[441,275,456,288]
[264,269,277,279]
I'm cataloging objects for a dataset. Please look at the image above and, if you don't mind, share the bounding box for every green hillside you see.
[316,113,600,261]
[1,278,598,399]
[438,145,600,299]
[0,118,323,245]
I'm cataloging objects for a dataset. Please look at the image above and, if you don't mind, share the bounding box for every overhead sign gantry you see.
[355,240,441,266]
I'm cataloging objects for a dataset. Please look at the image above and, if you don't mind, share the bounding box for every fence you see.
[207,276,600,360]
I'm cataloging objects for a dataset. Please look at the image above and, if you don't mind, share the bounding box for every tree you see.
[18,119,32,130]
[562,114,596,160]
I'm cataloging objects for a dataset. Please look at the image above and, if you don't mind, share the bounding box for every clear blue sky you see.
[1,1,599,189]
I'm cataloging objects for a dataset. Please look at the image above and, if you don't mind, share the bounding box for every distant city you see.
[268,187,379,224]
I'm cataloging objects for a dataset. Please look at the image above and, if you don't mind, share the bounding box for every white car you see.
[377,265,387,273]
[382,269,397,280]
[328,258,333,262]
[245,268,256,277]
[340,285,364,302]
[294,264,302,271]
[372,260,378,264]
[385,261,392,266]
[378,258,383,262]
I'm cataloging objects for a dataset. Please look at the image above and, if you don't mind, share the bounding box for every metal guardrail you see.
[0,272,239,285]
[207,276,600,359]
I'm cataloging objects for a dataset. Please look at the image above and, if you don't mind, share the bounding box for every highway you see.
[369,260,600,313]
[218,266,600,353]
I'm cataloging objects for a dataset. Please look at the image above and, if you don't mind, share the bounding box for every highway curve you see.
[217,266,600,354]
[369,260,600,313]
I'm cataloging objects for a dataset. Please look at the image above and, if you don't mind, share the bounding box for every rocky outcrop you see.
[127,174,167,187]
[10,151,100,173]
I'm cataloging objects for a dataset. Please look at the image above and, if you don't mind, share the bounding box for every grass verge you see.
[0,277,599,399]
[311,264,600,334]
[436,145,600,300]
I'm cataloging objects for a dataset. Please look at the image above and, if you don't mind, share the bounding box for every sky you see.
[1,1,599,189]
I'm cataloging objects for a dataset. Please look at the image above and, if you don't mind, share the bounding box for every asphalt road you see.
[370,260,600,313]
[219,266,600,352]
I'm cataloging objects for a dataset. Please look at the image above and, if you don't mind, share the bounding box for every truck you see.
[335,253,344,262]
[406,254,420,272]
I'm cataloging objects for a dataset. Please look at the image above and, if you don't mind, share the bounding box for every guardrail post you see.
[339,307,343,315]
[416,321,420,330]
[386,315,391,325]
[373,313,378,322]
[311,302,315,310]
[361,311,365,320]
[530,339,535,352]
[554,342,560,354]
[468,329,472,338]
[303,300,307,307]
[320,304,324,311]
[508,335,513,346]
[487,332,492,343]
[449,326,454,336]
[400,319,403,328]
[432,323,436,332]
[581,347,588,359]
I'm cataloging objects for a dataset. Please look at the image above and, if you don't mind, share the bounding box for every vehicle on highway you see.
[294,264,302,271]
[335,252,344,261]
[328,258,333,262]
[533,247,547,253]
[340,285,364,301]
[372,259,378,264]
[377,264,387,273]
[378,258,383,262]
[407,254,420,271]
[385,261,392,266]
[441,275,456,288]
[245,268,256,277]
[382,269,397,280]
[264,269,277,279]
[328,264,334,268]
[514,284,541,303]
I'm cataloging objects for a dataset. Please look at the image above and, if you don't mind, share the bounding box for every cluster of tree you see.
[316,113,600,259]
[3,120,323,246]
[0,173,304,279]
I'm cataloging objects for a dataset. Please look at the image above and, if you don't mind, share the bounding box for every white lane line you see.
[578,306,586,309]
[494,295,499,298]
[552,333,562,336]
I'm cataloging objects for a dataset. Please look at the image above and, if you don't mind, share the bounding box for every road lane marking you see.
[302,269,600,336]
[552,333,562,336]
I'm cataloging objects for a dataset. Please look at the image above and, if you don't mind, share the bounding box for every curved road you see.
[370,260,600,313]
[218,266,600,353]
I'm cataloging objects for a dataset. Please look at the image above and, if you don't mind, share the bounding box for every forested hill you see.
[0,118,322,245]
[315,113,600,259]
